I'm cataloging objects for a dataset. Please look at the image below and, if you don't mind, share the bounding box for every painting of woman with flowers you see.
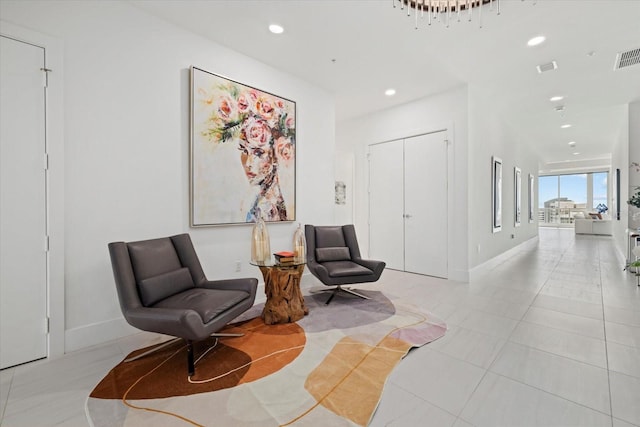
[190,67,296,226]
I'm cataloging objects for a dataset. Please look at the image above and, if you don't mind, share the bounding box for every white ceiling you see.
[131,0,640,164]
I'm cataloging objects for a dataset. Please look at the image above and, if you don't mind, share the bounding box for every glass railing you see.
[538,207,587,226]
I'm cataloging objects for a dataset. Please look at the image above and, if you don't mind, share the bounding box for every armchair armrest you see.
[353,258,386,276]
[306,259,332,283]
[200,277,258,295]
[123,306,207,340]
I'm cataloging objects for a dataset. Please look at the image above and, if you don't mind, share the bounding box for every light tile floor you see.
[1,228,638,426]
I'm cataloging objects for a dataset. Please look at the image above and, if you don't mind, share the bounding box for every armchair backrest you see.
[306,224,363,263]
[108,234,208,312]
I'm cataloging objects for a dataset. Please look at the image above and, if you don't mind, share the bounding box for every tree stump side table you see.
[256,263,309,325]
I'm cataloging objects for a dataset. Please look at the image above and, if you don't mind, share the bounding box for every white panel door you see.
[0,36,48,369]
[404,132,448,277]
[368,140,404,270]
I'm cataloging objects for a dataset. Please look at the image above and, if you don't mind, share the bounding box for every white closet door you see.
[368,140,404,270]
[0,36,48,369]
[404,132,448,277]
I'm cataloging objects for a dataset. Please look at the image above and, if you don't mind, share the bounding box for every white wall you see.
[334,151,355,225]
[539,158,611,175]
[336,83,541,280]
[0,0,335,351]
[629,101,640,233]
[611,105,630,257]
[468,86,540,269]
[0,21,66,359]
[336,86,469,281]
[337,84,541,281]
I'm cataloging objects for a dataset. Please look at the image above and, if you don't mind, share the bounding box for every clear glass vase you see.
[251,216,271,263]
[293,223,306,263]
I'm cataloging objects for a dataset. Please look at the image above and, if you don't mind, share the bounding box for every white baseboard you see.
[468,235,540,281]
[65,317,138,353]
[448,268,469,283]
[65,281,272,353]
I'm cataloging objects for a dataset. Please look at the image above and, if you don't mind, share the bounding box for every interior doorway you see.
[0,35,49,369]
[368,131,448,278]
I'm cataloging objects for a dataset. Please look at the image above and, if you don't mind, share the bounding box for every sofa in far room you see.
[574,212,613,235]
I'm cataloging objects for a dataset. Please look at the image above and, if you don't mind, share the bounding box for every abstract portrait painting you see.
[190,66,296,226]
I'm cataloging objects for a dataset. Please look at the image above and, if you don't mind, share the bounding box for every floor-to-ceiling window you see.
[538,171,609,226]
[592,172,609,210]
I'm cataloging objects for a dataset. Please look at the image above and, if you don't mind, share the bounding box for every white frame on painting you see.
[492,156,502,233]
[514,167,521,227]
[528,173,535,223]
[189,66,296,227]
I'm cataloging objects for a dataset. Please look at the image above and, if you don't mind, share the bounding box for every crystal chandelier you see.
[393,0,501,28]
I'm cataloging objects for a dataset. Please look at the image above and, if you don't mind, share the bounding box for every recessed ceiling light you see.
[385,88,396,96]
[536,61,558,73]
[269,24,284,34]
[568,141,576,146]
[561,124,572,129]
[550,96,564,102]
[527,36,546,47]
[573,152,580,155]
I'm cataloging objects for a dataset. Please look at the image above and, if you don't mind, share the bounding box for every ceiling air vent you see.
[536,61,558,74]
[614,47,640,70]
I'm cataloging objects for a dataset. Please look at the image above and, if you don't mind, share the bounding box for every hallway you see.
[1,229,638,426]
[373,228,640,426]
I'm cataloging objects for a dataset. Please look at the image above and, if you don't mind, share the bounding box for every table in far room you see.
[250,260,308,324]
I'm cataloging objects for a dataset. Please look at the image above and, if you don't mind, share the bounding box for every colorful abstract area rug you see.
[86,290,446,426]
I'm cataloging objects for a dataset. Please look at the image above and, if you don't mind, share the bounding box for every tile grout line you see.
[490,238,615,418]
[485,237,565,374]
[0,370,15,423]
[515,316,606,344]
[455,236,562,425]
[487,370,614,419]
[458,233,620,425]
[598,238,615,427]
[496,337,608,371]
[530,236,613,419]
[382,380,463,426]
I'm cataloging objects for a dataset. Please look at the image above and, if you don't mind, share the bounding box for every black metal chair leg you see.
[325,288,339,305]
[187,340,194,376]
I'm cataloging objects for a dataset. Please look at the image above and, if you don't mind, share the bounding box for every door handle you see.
[404,214,413,218]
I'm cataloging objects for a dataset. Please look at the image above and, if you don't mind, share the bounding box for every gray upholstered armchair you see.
[305,224,385,305]
[108,233,257,376]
